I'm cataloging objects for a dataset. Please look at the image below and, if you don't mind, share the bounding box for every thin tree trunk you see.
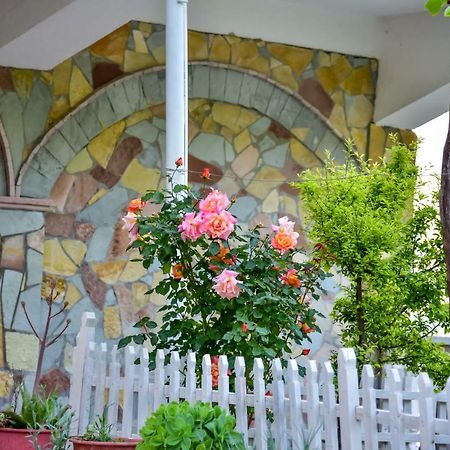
[439,111,450,313]
[356,275,366,346]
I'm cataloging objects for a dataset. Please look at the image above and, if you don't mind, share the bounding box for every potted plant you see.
[0,275,72,450]
[137,401,246,449]
[70,407,141,450]
[0,387,72,450]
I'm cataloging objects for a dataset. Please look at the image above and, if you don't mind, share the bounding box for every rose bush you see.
[119,165,330,378]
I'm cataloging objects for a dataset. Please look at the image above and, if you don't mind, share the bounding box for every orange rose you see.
[271,230,298,254]
[280,269,302,288]
[209,244,235,271]
[128,198,145,213]
[202,167,211,180]
[171,263,184,280]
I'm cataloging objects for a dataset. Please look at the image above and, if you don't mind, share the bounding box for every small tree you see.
[295,139,450,387]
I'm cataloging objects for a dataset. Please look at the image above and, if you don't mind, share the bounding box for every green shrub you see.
[137,401,246,450]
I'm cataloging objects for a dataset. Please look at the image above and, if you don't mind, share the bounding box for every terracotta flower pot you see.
[70,437,141,450]
[0,427,52,450]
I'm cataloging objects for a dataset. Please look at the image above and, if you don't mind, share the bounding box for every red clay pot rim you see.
[70,437,141,446]
[0,427,51,434]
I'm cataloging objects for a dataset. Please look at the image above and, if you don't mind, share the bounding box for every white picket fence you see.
[69,312,450,449]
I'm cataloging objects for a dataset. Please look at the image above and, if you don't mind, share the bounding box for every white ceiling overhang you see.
[0,0,448,129]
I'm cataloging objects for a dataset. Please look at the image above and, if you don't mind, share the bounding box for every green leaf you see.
[133,334,146,345]
[207,242,220,256]
[444,5,450,16]
[424,0,445,15]
[117,336,132,349]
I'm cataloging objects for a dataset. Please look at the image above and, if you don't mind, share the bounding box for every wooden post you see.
[418,372,434,450]
[253,358,267,450]
[286,359,303,449]
[235,357,248,446]
[361,365,377,450]
[322,361,339,450]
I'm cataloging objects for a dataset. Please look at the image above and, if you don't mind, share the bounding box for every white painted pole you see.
[166,0,189,186]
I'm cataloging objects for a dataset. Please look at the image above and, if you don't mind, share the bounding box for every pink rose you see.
[122,212,139,243]
[178,212,203,241]
[271,216,299,254]
[202,210,236,240]
[213,269,241,299]
[271,216,296,233]
[199,189,231,214]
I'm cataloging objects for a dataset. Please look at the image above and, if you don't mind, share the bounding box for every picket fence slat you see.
[69,312,450,449]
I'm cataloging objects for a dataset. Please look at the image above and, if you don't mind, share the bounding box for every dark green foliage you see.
[296,140,450,388]
[137,401,246,450]
[81,407,113,442]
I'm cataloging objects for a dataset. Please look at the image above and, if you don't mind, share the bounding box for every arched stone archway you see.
[18,63,345,199]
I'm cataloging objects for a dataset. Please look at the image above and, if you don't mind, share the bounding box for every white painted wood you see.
[137,347,150,430]
[185,351,196,403]
[153,349,166,410]
[305,359,321,450]
[322,361,338,450]
[79,341,95,434]
[107,345,120,436]
[93,342,107,418]
[169,351,181,402]
[418,373,434,450]
[69,311,97,435]
[337,348,362,450]
[446,377,450,440]
[201,354,212,403]
[361,365,378,450]
[272,359,288,450]
[253,358,267,450]
[218,355,229,412]
[235,357,248,446]
[387,367,404,449]
[287,359,303,449]
[122,345,136,437]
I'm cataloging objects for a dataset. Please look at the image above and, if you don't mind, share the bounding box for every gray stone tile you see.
[238,73,259,108]
[139,143,161,168]
[14,285,43,333]
[278,97,303,130]
[85,225,114,262]
[293,107,315,129]
[26,249,43,287]
[44,130,76,167]
[23,79,52,144]
[209,68,226,101]
[262,143,289,168]
[141,73,162,104]
[304,121,328,152]
[29,147,64,183]
[223,71,243,104]
[21,166,53,198]
[316,131,340,156]
[190,133,225,166]
[126,121,158,143]
[1,270,23,328]
[93,93,117,128]
[266,89,289,121]
[191,65,210,99]
[230,196,258,222]
[0,211,43,236]
[0,157,6,196]
[0,92,24,174]
[249,117,271,136]
[224,141,235,163]
[107,83,134,120]
[74,106,102,140]
[73,51,93,84]
[147,31,165,49]
[252,80,274,114]
[59,117,89,151]
[153,118,166,130]
[105,289,117,306]
[259,135,276,152]
[158,72,166,100]
[331,144,349,165]
[123,77,147,111]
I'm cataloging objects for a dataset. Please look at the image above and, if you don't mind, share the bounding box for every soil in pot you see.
[70,437,141,450]
[0,427,52,450]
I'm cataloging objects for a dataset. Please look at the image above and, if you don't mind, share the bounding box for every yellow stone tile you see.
[270,58,283,69]
[211,103,238,132]
[139,23,153,34]
[331,54,353,78]
[92,261,127,284]
[317,51,331,67]
[151,47,166,64]
[41,71,53,85]
[189,99,208,112]
[400,129,417,147]
[281,195,298,217]
[150,271,166,306]
[225,35,241,45]
[368,124,386,163]
[290,128,309,141]
[329,104,350,139]
[350,128,368,157]
[234,129,252,153]
[12,69,35,102]
[90,23,130,65]
[132,282,149,310]
[246,166,285,199]
[201,116,217,133]
[123,50,154,73]
[262,189,280,213]
[331,91,344,107]
[69,65,93,107]
[53,59,72,96]
[341,66,375,95]
[231,41,269,74]
[88,188,108,205]
[346,95,374,128]
[120,258,147,283]
[48,97,70,125]
[126,109,153,127]
[267,43,313,75]
[43,239,77,276]
[0,371,13,398]
[66,148,93,174]
[61,239,87,266]
[235,108,259,132]
[64,282,82,308]
[209,35,230,63]
[220,127,234,143]
[271,65,298,92]
[315,66,340,94]
[88,121,125,168]
[5,332,38,372]
[290,139,322,168]
[188,31,208,60]
[188,117,199,144]
[152,103,166,118]
[104,306,122,339]
[121,159,160,194]
[133,30,148,53]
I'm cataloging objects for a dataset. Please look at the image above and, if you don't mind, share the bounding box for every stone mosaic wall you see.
[0,20,416,399]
